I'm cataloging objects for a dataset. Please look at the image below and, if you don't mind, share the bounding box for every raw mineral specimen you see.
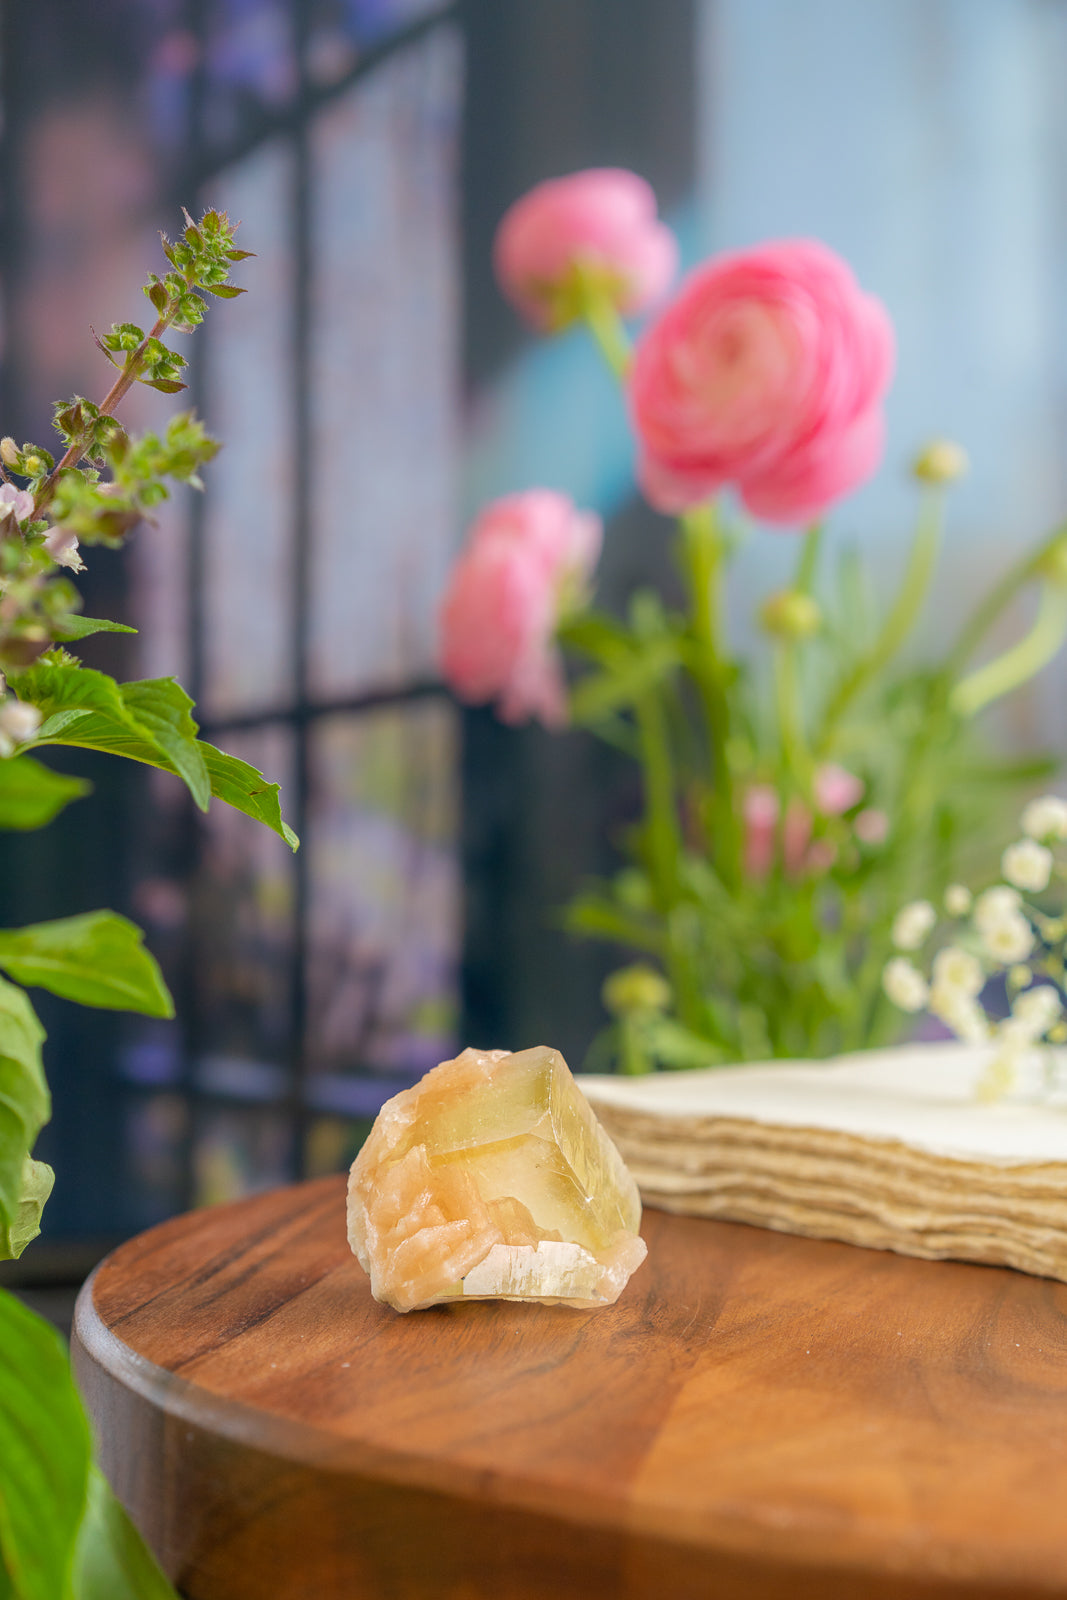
[347,1045,647,1312]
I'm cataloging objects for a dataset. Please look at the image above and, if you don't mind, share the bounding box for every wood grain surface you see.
[72,1174,1067,1600]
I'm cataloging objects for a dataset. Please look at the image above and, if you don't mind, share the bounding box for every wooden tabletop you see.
[72,1174,1067,1600]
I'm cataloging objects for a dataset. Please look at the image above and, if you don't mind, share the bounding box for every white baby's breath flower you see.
[0,698,41,744]
[931,945,984,998]
[973,885,1022,934]
[882,957,929,1013]
[980,913,1034,966]
[891,899,937,952]
[944,883,973,918]
[929,984,989,1044]
[1011,983,1062,1036]
[1001,839,1053,894]
[1020,794,1067,841]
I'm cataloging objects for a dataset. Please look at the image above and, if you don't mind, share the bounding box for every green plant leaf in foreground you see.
[0,978,49,1237]
[0,758,90,831]
[0,1292,179,1600]
[13,655,298,848]
[0,913,173,1018]
[72,1469,178,1600]
[0,1158,54,1262]
[0,1288,91,1600]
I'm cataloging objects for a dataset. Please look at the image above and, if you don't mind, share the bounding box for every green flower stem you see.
[817,487,945,755]
[774,639,810,792]
[680,502,740,888]
[950,582,1067,718]
[795,523,823,594]
[34,313,175,518]
[634,689,703,1030]
[944,519,1067,676]
[580,296,632,380]
[635,689,681,905]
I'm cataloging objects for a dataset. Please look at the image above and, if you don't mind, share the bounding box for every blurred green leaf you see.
[0,1159,54,1262]
[0,1289,90,1600]
[50,619,137,644]
[0,759,90,831]
[0,980,48,1238]
[0,913,173,1018]
[72,1469,177,1600]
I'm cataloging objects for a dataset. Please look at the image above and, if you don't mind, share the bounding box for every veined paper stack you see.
[582,1042,1067,1282]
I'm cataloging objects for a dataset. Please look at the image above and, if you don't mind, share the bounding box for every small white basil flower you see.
[931,945,984,998]
[943,883,972,917]
[0,482,34,524]
[0,698,41,744]
[1001,838,1053,894]
[43,526,84,573]
[890,899,937,951]
[882,957,929,1013]
[980,913,1034,966]
[1020,794,1067,841]
[973,885,1022,934]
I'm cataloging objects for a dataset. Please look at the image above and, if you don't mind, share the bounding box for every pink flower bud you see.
[814,762,864,816]
[854,807,889,845]
[493,169,678,331]
[630,239,894,525]
[439,491,602,728]
[742,784,779,880]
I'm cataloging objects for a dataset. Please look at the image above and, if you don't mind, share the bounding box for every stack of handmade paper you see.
[582,1042,1067,1283]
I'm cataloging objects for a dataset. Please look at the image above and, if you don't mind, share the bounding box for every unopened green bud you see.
[602,963,672,1018]
[22,455,44,477]
[0,438,18,467]
[913,439,969,485]
[758,589,821,640]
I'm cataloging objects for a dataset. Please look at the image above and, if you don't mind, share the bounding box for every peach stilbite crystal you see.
[347,1046,647,1312]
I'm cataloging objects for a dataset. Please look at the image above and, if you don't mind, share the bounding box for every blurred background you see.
[2,0,1066,1304]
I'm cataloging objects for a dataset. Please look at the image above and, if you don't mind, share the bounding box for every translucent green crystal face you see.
[347,1046,647,1312]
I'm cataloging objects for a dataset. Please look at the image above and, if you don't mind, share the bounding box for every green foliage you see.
[50,617,137,644]
[14,654,297,844]
[0,1290,91,1599]
[72,1471,178,1600]
[0,758,90,831]
[201,743,300,850]
[0,913,173,1018]
[0,1292,178,1599]
[0,976,48,1250]
[0,1158,54,1261]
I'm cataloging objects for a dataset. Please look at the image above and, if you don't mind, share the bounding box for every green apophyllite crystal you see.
[347,1045,647,1312]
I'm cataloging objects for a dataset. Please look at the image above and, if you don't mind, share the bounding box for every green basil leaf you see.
[0,1158,54,1262]
[0,980,48,1234]
[72,1469,177,1600]
[0,759,90,831]
[0,913,173,1019]
[50,618,138,644]
[200,743,299,850]
[0,1289,91,1600]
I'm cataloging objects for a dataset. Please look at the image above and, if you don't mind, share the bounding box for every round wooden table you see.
[72,1174,1067,1599]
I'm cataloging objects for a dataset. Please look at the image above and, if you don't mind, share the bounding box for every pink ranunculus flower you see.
[493,169,678,331]
[439,490,602,728]
[630,239,894,525]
